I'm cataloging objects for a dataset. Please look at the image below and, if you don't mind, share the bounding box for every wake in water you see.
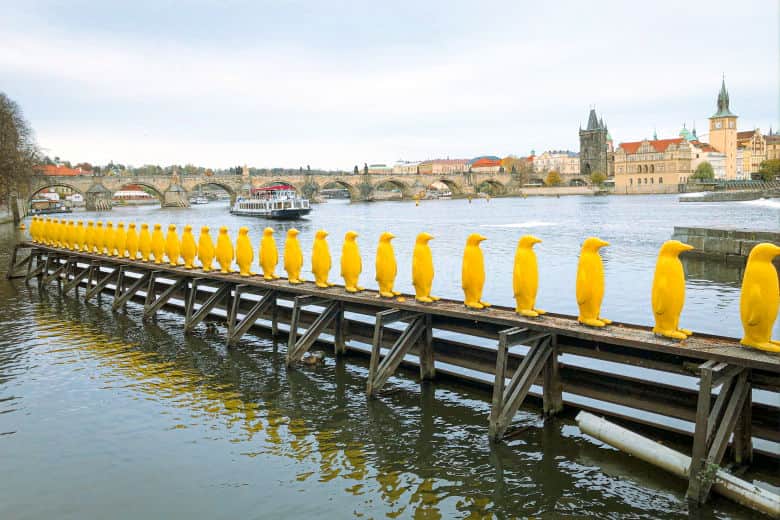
[738,198,780,209]
[480,221,557,229]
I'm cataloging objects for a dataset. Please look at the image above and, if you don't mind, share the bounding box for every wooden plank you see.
[687,366,713,504]
[367,315,426,396]
[85,268,118,301]
[63,265,91,295]
[287,300,340,365]
[112,271,150,310]
[184,281,231,332]
[543,334,563,416]
[143,277,185,317]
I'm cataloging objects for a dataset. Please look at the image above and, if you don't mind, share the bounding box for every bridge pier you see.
[163,184,189,208]
[85,182,113,211]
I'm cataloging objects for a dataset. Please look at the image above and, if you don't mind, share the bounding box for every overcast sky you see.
[1,0,777,170]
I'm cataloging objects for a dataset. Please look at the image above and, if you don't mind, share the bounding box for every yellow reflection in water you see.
[32,311,484,518]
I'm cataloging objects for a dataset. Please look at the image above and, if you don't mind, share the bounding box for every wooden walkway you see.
[7,242,780,507]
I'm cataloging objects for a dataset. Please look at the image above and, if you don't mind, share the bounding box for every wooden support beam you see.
[185,279,231,333]
[227,286,274,345]
[733,376,753,467]
[419,313,435,381]
[5,245,31,280]
[85,267,118,301]
[113,265,126,301]
[543,334,563,416]
[143,276,185,318]
[286,298,340,366]
[111,271,150,311]
[334,301,347,356]
[367,314,426,396]
[63,264,92,295]
[687,364,751,505]
[489,329,553,441]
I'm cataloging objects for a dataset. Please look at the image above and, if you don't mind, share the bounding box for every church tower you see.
[579,108,609,178]
[708,77,738,179]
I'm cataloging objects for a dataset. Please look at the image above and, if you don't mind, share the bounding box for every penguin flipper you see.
[653,276,668,316]
[746,285,763,326]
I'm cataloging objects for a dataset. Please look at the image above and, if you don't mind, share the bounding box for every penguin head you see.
[201,225,209,233]
[87,220,94,227]
[748,242,780,262]
[345,230,358,241]
[117,222,124,229]
[467,233,487,246]
[659,240,693,257]
[519,235,542,248]
[582,237,609,251]
[415,232,434,244]
[219,226,228,234]
[239,226,248,235]
[96,221,103,228]
[379,231,395,242]
[153,223,161,230]
[68,220,75,225]
[316,229,329,239]
[106,221,113,229]
[287,228,299,237]
[184,224,192,233]
[168,224,176,231]
[129,223,136,229]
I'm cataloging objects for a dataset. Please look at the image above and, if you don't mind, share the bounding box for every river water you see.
[1,194,778,518]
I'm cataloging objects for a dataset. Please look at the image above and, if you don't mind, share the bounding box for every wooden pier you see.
[7,242,780,508]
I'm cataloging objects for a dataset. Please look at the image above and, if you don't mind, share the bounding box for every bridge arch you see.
[475,179,507,196]
[320,180,358,201]
[372,178,413,199]
[189,181,237,204]
[429,178,463,195]
[114,182,165,204]
[28,182,86,203]
[260,180,303,193]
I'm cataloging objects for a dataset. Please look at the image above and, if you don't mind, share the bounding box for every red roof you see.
[251,184,295,193]
[471,158,501,168]
[36,165,86,176]
[618,138,683,154]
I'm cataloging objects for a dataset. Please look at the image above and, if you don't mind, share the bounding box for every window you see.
[629,178,633,185]
[650,165,655,173]
[659,177,663,184]
[651,177,654,184]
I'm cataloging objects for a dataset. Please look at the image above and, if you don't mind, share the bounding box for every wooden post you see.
[687,363,713,504]
[733,376,753,467]
[419,313,435,381]
[489,329,511,441]
[542,334,563,416]
[334,301,347,356]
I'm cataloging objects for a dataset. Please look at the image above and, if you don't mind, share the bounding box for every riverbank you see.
[673,226,780,267]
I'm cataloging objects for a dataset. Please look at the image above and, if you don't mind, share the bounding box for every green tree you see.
[0,92,39,205]
[758,159,780,181]
[691,161,714,181]
[545,170,562,186]
[590,171,606,186]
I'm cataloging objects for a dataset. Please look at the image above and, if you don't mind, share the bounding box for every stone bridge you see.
[24,170,522,211]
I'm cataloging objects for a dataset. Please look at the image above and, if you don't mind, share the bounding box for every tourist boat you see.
[230,184,311,219]
[29,198,72,215]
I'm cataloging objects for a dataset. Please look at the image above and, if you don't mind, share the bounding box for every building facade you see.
[392,161,420,174]
[613,138,696,193]
[417,159,469,175]
[708,78,738,179]
[737,129,767,175]
[579,109,610,177]
[533,150,580,176]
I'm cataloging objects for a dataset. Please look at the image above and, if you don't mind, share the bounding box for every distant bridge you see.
[23,170,526,211]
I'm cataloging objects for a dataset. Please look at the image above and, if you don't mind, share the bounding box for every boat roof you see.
[251,184,295,192]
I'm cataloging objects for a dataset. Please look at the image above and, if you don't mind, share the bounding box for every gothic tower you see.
[579,108,609,178]
[708,77,738,179]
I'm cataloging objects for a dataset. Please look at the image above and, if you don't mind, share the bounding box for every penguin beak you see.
[680,242,694,252]
[478,235,487,243]
[773,245,780,257]
[531,236,542,245]
[597,239,610,248]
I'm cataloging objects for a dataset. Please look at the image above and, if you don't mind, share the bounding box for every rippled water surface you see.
[1,195,778,518]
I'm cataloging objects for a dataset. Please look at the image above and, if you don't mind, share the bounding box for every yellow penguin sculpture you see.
[94,221,105,254]
[197,226,215,272]
[104,221,116,256]
[139,223,152,262]
[260,227,280,280]
[739,243,780,352]
[59,219,68,248]
[126,223,139,259]
[412,232,439,303]
[65,220,75,250]
[216,226,234,274]
[29,217,38,243]
[39,218,46,244]
[462,233,490,309]
[165,224,181,266]
[341,230,364,292]
[312,229,333,288]
[283,228,304,284]
[576,237,612,327]
[54,219,64,248]
[180,224,197,269]
[84,221,95,253]
[513,235,545,317]
[376,232,399,297]
[651,240,694,340]
[74,220,85,252]
[114,222,127,257]
[46,218,54,246]
[48,218,57,246]
[235,226,255,276]
[150,223,165,264]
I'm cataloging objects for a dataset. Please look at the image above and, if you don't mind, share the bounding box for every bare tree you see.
[0,93,39,210]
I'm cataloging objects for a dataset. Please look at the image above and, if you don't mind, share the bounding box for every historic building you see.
[767,131,780,161]
[613,138,695,193]
[392,161,420,174]
[417,159,469,175]
[534,150,580,175]
[708,78,738,179]
[579,109,612,177]
[737,129,767,175]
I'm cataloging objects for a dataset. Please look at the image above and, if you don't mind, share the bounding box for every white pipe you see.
[576,411,780,518]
